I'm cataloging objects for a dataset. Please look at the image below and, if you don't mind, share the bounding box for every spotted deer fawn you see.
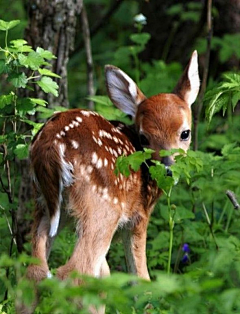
[23,51,199,312]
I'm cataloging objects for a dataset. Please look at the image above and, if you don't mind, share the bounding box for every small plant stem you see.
[218,200,229,225]
[202,203,218,249]
[225,207,234,233]
[167,215,174,274]
[166,187,174,274]
[5,29,8,49]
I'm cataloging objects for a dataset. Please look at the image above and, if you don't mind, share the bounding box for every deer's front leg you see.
[122,217,150,280]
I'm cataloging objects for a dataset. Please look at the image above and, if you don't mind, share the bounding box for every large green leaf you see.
[18,51,44,70]
[37,76,59,96]
[0,93,14,108]
[7,72,28,88]
[38,68,61,78]
[36,47,56,60]
[10,39,33,53]
[0,19,20,31]
[14,143,29,159]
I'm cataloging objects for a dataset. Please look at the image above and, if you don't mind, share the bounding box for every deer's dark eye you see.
[139,133,150,146]
[180,130,190,141]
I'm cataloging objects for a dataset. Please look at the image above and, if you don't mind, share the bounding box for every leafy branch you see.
[205,72,240,123]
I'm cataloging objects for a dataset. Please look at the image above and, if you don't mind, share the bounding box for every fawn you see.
[23,51,199,312]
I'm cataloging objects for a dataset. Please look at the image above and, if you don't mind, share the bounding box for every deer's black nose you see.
[162,156,173,177]
[165,166,172,177]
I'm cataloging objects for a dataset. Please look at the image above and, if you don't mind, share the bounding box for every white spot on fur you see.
[56,133,61,139]
[92,152,98,164]
[113,197,118,204]
[76,116,82,123]
[104,158,108,167]
[65,126,70,132]
[71,140,79,149]
[113,149,118,158]
[113,136,119,143]
[81,110,91,117]
[99,130,112,139]
[96,158,103,169]
[60,130,66,136]
[87,165,93,174]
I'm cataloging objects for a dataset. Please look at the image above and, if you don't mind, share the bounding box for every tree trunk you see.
[17,0,83,252]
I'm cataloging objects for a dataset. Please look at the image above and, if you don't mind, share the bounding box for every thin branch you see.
[193,0,212,151]
[81,4,94,110]
[226,190,240,210]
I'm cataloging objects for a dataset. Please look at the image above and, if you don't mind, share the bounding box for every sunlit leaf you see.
[37,76,59,96]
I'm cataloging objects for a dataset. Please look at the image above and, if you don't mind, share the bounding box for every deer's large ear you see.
[105,65,146,119]
[173,50,200,107]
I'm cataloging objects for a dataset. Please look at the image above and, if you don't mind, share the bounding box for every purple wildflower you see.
[182,243,190,264]
[182,243,190,253]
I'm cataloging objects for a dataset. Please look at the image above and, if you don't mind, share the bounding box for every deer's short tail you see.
[31,141,73,237]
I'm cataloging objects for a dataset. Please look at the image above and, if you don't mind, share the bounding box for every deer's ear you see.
[173,50,200,107]
[105,65,146,119]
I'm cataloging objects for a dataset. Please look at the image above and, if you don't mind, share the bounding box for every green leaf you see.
[149,163,174,191]
[0,19,20,31]
[0,135,7,144]
[0,93,14,108]
[0,59,9,74]
[115,148,154,177]
[10,39,33,53]
[37,76,59,96]
[22,119,43,136]
[18,51,44,70]
[174,206,195,222]
[36,47,56,60]
[130,33,151,46]
[16,98,35,114]
[28,98,47,106]
[38,68,61,78]
[14,144,29,159]
[7,72,28,88]
[87,95,111,106]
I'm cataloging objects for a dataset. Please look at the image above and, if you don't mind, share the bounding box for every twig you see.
[81,4,94,110]
[226,190,240,210]
[193,0,212,151]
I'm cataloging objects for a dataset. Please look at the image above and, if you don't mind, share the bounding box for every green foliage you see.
[0,21,60,312]
[115,148,154,177]
[212,34,240,63]
[1,3,240,313]
[0,20,59,163]
[205,72,240,123]
[167,2,202,23]
[87,95,131,124]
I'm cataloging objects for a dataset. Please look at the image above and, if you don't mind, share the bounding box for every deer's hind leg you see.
[27,182,62,282]
[56,192,120,281]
